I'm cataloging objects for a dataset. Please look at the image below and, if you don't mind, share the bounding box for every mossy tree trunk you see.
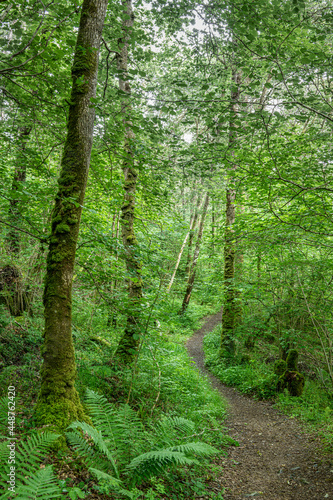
[220,71,241,359]
[35,0,109,430]
[179,192,209,315]
[114,0,143,363]
[7,125,31,255]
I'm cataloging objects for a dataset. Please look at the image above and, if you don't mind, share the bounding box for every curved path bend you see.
[187,310,333,500]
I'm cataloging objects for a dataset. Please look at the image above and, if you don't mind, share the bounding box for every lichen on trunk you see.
[34,0,109,430]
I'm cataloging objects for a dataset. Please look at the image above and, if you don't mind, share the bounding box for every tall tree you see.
[34,0,109,429]
[220,70,241,359]
[114,0,144,363]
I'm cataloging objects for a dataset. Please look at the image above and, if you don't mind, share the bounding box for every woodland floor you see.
[187,310,333,500]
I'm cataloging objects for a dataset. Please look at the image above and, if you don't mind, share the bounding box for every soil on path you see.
[187,310,333,499]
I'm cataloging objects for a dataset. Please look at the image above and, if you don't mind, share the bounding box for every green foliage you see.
[0,429,62,499]
[66,390,219,496]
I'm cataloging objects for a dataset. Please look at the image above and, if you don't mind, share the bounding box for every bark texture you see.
[220,71,241,358]
[35,0,108,430]
[180,192,209,315]
[114,0,143,362]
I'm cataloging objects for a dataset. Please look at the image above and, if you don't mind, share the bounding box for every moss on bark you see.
[286,349,299,371]
[219,71,241,360]
[34,0,108,430]
[114,0,144,363]
[275,350,304,396]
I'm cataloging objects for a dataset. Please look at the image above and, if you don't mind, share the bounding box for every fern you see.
[66,426,118,478]
[15,466,62,500]
[166,441,220,456]
[66,390,220,492]
[126,450,198,479]
[0,432,62,500]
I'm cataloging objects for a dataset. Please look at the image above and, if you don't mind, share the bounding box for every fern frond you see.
[15,466,62,499]
[150,416,195,448]
[66,431,111,473]
[66,421,119,478]
[84,391,147,464]
[126,450,198,479]
[84,390,117,445]
[14,432,60,482]
[166,441,219,457]
[88,467,122,487]
[111,404,147,463]
[89,469,135,499]
[0,432,60,490]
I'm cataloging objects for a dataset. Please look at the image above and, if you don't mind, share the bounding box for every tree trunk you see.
[114,0,143,363]
[179,192,209,315]
[185,195,202,275]
[34,0,108,430]
[220,71,241,359]
[167,193,201,293]
[7,125,31,255]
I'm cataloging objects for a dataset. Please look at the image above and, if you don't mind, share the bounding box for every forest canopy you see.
[1,0,333,498]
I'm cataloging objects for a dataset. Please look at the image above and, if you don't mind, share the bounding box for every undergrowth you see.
[203,324,333,448]
[0,297,231,499]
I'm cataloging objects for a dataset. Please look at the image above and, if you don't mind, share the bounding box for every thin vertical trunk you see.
[179,192,210,315]
[111,210,117,238]
[35,0,108,429]
[114,0,143,362]
[167,192,201,293]
[220,71,241,358]
[167,213,195,294]
[108,211,120,327]
[211,201,215,256]
[7,125,31,255]
[185,195,202,275]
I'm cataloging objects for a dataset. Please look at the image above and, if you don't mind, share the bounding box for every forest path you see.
[187,310,333,499]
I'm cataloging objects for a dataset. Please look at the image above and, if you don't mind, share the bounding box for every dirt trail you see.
[187,310,333,499]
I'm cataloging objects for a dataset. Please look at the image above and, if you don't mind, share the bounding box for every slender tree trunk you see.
[185,195,202,275]
[179,192,209,315]
[167,213,195,294]
[35,0,108,429]
[7,125,31,255]
[114,0,143,362]
[220,71,241,359]
[211,201,215,255]
[108,211,120,327]
[167,192,200,293]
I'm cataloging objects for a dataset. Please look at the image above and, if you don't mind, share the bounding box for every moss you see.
[286,349,299,371]
[279,370,305,397]
[52,214,62,224]
[274,359,287,376]
[34,392,86,431]
[55,223,71,234]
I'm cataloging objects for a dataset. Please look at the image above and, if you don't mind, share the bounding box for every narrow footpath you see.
[187,310,333,499]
